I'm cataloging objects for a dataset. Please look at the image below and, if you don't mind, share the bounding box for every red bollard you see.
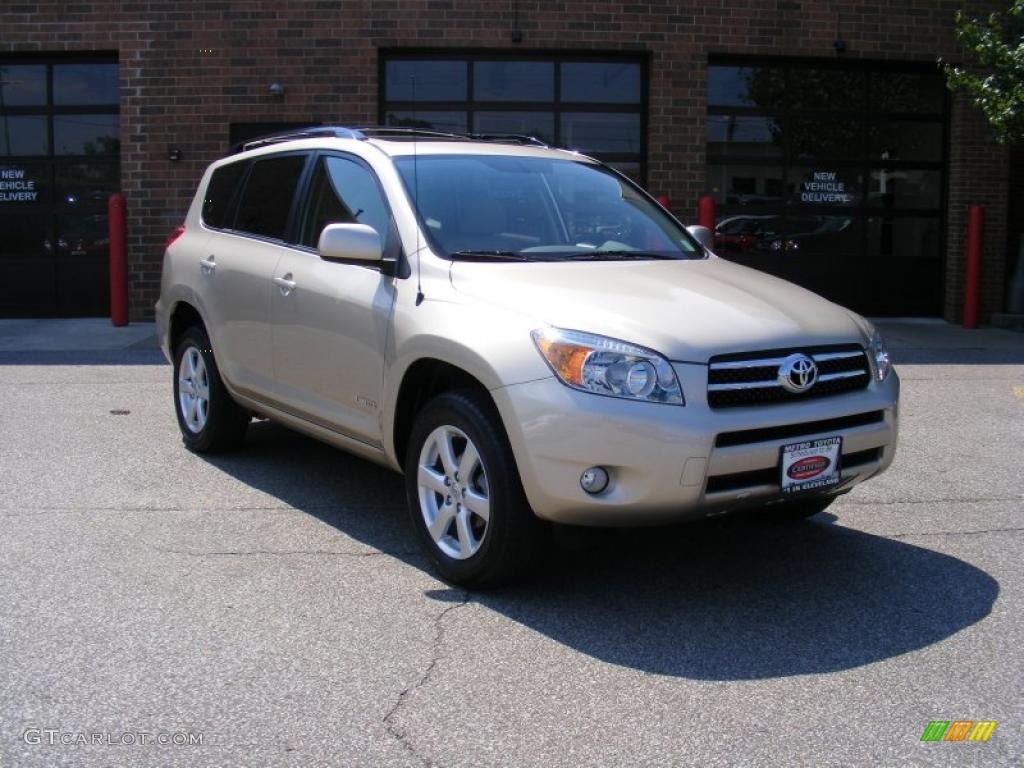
[655,195,671,210]
[698,195,716,230]
[108,193,128,327]
[963,204,983,330]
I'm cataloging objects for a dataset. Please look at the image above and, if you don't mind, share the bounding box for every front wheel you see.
[172,326,249,453]
[404,391,542,588]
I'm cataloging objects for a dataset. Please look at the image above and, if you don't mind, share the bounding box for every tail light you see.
[165,225,185,251]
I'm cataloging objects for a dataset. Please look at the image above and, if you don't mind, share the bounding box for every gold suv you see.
[156,127,899,586]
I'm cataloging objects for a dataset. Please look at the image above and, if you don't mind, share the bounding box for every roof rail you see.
[234,125,366,153]
[354,126,467,141]
[232,125,553,153]
[465,133,549,147]
[358,128,548,147]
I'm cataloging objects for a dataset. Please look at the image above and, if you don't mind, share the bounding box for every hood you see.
[449,256,866,362]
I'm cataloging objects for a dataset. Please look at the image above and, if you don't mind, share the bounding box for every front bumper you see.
[491,364,899,525]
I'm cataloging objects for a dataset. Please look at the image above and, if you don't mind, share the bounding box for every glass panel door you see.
[0,57,118,316]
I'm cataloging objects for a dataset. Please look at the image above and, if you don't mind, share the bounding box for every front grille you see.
[708,344,870,408]
[705,447,883,494]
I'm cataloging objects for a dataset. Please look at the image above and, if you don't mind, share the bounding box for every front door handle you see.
[199,255,216,274]
[273,274,297,296]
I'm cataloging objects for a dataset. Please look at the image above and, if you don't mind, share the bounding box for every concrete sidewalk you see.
[0,318,162,365]
[0,318,157,353]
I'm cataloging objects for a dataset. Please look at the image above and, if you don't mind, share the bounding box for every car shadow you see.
[204,420,999,682]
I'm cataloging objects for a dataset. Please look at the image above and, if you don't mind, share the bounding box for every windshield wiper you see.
[564,250,679,261]
[448,250,531,261]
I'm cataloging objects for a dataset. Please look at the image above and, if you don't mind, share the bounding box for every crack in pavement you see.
[144,543,422,559]
[840,496,1023,506]
[383,590,470,766]
[880,526,1024,539]
[0,504,402,514]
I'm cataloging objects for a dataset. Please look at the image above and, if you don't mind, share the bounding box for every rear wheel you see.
[405,390,542,588]
[172,326,249,453]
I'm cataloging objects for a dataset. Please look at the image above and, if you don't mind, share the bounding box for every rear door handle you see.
[199,255,216,274]
[273,274,297,295]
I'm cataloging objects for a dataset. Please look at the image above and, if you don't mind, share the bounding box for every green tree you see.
[943,1,1024,145]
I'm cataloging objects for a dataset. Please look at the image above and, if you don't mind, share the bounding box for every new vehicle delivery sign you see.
[0,168,39,203]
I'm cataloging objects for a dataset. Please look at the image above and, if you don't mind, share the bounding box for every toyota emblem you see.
[778,353,818,393]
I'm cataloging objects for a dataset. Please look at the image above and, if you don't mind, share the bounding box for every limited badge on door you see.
[780,436,842,495]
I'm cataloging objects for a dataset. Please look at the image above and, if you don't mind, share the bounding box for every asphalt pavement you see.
[0,319,1021,767]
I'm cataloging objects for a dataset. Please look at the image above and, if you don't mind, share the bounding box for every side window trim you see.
[283,151,317,245]
[222,160,252,232]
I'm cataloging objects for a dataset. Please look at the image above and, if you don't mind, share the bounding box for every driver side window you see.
[300,156,391,249]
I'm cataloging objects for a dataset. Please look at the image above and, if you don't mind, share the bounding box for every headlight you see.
[869,329,891,381]
[531,327,684,404]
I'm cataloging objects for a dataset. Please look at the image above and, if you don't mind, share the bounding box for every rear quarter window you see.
[201,162,247,229]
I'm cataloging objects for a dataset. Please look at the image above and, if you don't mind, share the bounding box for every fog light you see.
[580,466,609,494]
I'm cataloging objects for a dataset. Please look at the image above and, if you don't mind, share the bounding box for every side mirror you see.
[318,223,382,263]
[687,225,714,251]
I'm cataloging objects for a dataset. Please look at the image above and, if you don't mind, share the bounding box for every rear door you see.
[269,153,398,446]
[198,153,310,398]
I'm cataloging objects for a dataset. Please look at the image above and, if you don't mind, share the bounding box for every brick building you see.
[0,0,1017,322]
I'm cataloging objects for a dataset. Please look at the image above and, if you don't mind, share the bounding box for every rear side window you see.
[201,162,246,229]
[233,154,308,240]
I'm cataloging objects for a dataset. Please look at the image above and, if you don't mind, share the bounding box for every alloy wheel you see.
[177,346,210,433]
[417,425,491,559]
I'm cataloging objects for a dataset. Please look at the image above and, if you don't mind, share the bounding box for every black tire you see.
[763,495,836,522]
[404,390,543,588]
[172,326,249,453]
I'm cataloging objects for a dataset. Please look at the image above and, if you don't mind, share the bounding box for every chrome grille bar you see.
[812,350,865,362]
[707,345,871,407]
[707,371,867,392]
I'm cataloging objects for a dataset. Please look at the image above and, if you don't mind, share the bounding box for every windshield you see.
[394,154,703,261]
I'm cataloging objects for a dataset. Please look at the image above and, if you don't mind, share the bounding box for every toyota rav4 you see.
[156,126,899,586]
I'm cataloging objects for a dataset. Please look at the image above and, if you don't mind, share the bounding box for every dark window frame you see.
[379,49,649,184]
[1,53,119,160]
[1,54,120,207]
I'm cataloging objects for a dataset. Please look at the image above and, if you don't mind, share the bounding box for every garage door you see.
[705,58,947,317]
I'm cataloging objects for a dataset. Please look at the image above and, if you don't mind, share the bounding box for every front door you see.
[271,154,397,446]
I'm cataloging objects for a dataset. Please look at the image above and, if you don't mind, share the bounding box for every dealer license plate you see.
[780,436,842,495]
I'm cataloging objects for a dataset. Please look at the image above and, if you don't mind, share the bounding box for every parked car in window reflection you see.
[765,216,855,253]
[713,215,779,254]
